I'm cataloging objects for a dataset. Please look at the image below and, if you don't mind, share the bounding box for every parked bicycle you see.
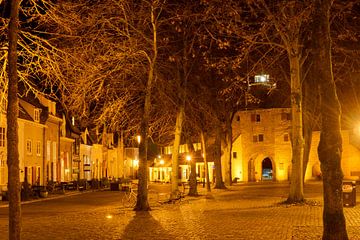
[122,183,137,208]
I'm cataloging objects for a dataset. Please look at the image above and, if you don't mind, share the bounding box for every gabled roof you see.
[18,103,33,122]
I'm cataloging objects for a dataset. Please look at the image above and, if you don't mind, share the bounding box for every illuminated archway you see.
[261,157,275,181]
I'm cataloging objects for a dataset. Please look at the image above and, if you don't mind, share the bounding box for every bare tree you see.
[313,0,348,238]
[5,0,21,239]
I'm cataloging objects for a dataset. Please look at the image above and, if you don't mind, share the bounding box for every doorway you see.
[261,158,273,180]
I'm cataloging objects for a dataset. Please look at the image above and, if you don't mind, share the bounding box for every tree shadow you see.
[122,211,174,239]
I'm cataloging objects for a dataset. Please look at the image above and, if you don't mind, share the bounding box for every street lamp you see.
[159,159,164,182]
[137,135,141,144]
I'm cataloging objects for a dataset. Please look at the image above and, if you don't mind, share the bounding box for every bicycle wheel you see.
[122,192,136,208]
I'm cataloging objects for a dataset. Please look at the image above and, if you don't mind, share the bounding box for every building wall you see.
[19,119,45,185]
[232,108,360,182]
[80,144,92,180]
[91,144,103,179]
[60,137,74,182]
[107,148,120,179]
[44,116,62,182]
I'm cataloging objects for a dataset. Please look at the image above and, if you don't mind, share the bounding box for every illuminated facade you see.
[231,108,360,182]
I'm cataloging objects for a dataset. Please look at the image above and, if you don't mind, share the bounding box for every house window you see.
[284,134,289,142]
[36,141,41,156]
[233,152,237,159]
[281,112,291,121]
[258,134,264,142]
[26,139,32,154]
[236,115,240,122]
[0,127,5,147]
[251,114,261,123]
[34,109,40,122]
[253,134,264,142]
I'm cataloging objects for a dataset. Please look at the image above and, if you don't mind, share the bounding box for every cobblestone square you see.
[1,182,360,240]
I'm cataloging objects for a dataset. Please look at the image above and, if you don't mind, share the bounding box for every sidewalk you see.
[0,189,95,208]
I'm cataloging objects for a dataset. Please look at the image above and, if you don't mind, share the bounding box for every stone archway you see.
[261,157,276,181]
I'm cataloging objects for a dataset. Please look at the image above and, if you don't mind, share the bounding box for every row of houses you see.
[1,93,359,190]
[0,94,139,190]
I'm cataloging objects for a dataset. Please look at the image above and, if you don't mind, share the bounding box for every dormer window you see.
[34,109,40,122]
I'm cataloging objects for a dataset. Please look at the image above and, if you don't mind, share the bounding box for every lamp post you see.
[159,159,164,182]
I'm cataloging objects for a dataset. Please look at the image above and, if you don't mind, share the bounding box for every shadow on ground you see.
[122,211,174,239]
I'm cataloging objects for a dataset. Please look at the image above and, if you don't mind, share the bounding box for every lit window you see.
[26,140,32,154]
[0,127,5,147]
[36,141,41,156]
[34,109,40,122]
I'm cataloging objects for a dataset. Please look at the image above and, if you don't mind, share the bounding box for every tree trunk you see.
[200,130,211,192]
[313,0,348,239]
[135,1,158,211]
[187,139,198,196]
[135,119,150,211]
[171,106,184,199]
[7,0,21,239]
[222,114,233,186]
[214,123,226,189]
[302,72,318,181]
[302,122,312,181]
[287,48,304,203]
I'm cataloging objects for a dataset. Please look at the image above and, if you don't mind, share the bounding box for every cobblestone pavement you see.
[0,181,360,240]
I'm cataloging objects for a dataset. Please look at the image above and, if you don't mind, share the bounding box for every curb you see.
[0,190,94,208]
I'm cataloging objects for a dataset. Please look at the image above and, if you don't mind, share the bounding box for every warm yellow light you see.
[158,155,161,158]
[106,214,113,219]
[356,125,360,135]
[65,169,69,173]
[137,135,141,144]
[186,155,191,161]
[133,159,139,167]
[160,159,164,165]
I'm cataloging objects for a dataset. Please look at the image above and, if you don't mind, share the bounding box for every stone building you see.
[231,108,360,182]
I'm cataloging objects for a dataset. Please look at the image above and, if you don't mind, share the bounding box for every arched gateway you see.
[261,157,275,181]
